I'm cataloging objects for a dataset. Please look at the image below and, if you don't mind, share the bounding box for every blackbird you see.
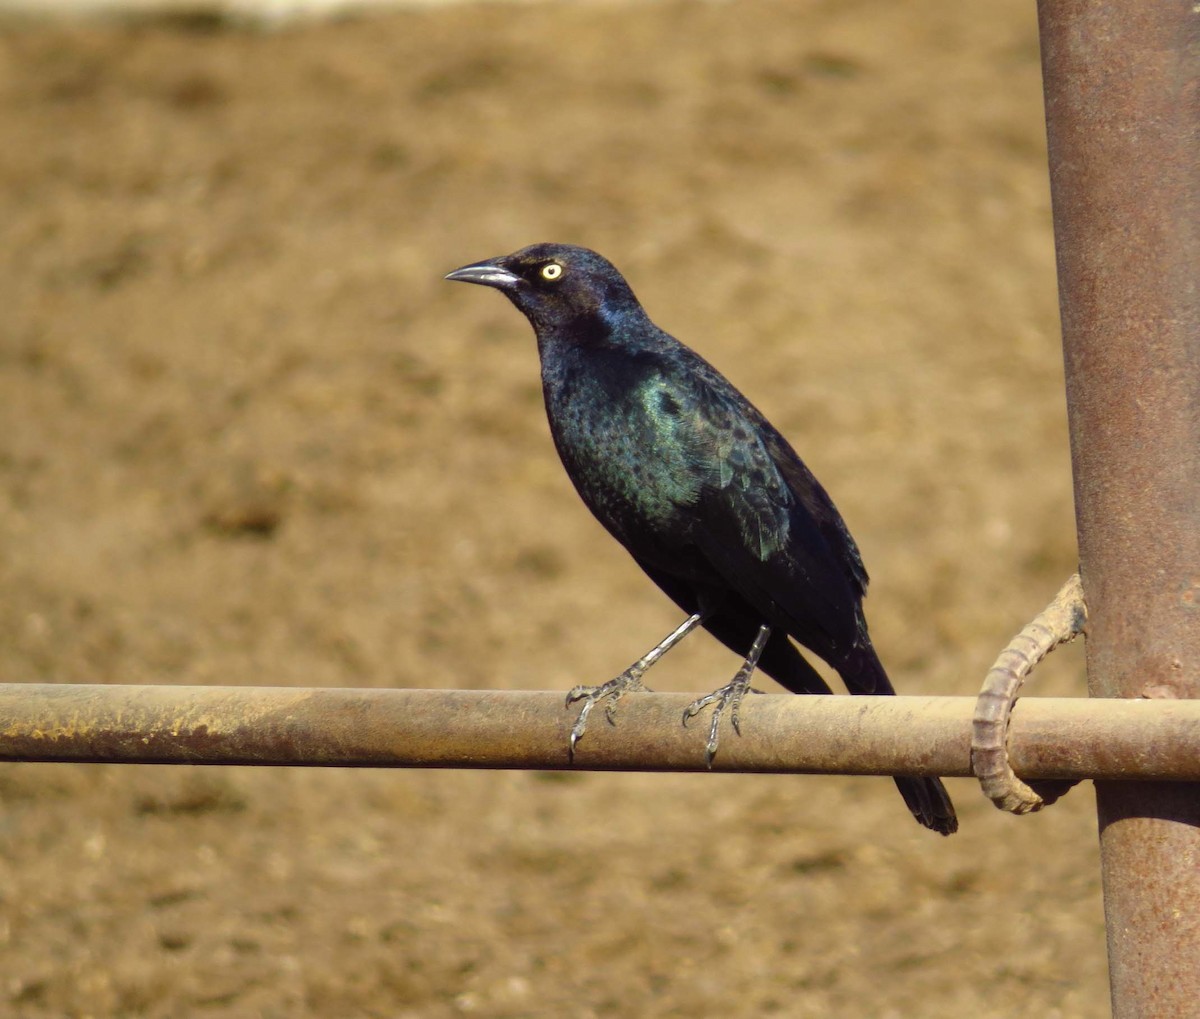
[446,243,957,835]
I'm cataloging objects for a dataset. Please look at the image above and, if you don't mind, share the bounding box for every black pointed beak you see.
[444,260,522,289]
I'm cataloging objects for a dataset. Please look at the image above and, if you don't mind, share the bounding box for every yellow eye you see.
[540,263,564,281]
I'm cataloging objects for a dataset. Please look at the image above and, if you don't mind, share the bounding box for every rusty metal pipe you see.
[2,684,1198,778]
[1037,1,1200,1014]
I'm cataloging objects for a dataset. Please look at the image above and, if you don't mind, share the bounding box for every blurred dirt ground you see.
[0,1,1103,1016]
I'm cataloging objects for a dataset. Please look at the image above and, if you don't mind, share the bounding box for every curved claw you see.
[730,685,766,737]
[566,694,599,762]
[704,708,722,767]
[682,679,759,768]
[565,613,706,761]
[683,623,771,766]
[564,684,592,707]
[564,670,649,762]
[681,691,718,727]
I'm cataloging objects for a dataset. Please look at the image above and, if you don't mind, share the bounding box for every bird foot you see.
[681,674,765,767]
[565,670,652,761]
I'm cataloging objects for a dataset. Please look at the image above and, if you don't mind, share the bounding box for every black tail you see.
[643,573,960,836]
[706,609,959,835]
[893,775,958,836]
[838,646,958,835]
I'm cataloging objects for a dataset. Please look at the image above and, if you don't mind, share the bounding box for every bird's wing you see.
[759,426,869,598]
[660,365,867,660]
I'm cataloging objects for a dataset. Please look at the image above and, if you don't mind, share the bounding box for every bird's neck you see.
[534,301,657,359]
[537,308,668,412]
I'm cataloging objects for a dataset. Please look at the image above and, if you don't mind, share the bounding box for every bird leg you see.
[565,612,705,760]
[682,623,771,766]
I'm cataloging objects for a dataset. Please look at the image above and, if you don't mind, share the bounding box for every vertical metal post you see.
[1037,2,1200,1015]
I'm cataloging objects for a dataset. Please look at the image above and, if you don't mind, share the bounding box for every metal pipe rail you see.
[1,684,1197,778]
[1038,1,1200,1012]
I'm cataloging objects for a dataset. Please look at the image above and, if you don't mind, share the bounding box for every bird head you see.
[445,243,644,338]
